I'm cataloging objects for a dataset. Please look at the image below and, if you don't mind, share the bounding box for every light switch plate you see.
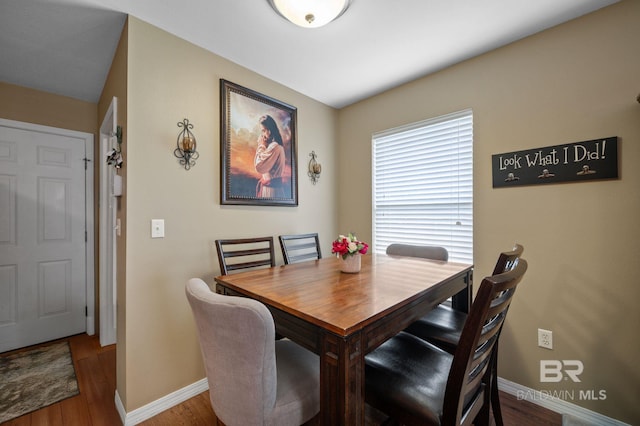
[151,219,164,238]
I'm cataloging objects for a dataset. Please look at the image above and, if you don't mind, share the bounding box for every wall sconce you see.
[174,118,199,170]
[308,151,322,184]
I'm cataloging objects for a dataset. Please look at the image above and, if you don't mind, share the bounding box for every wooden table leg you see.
[451,270,473,313]
[320,330,364,425]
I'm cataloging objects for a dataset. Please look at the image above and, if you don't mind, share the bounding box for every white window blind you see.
[372,109,473,263]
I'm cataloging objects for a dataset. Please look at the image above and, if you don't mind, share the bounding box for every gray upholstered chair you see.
[386,243,449,261]
[185,278,320,426]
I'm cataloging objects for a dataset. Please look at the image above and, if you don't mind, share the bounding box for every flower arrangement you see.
[332,233,369,259]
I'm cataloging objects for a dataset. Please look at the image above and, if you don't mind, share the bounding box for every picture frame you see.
[220,79,298,206]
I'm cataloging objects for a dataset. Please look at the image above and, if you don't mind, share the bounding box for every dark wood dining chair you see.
[404,243,524,426]
[365,259,528,426]
[278,233,322,265]
[215,237,276,275]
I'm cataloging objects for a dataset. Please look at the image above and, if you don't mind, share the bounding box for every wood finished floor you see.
[2,333,562,425]
[2,333,120,426]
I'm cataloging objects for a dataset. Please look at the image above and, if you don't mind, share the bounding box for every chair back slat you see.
[443,259,528,425]
[215,237,276,275]
[223,248,272,258]
[279,233,322,265]
[224,259,274,273]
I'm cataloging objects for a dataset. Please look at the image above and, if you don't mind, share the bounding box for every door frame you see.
[0,117,95,336]
[99,97,118,346]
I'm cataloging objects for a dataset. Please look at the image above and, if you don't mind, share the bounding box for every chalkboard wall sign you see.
[492,136,618,188]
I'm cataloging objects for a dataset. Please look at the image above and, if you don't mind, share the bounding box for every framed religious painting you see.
[220,79,298,206]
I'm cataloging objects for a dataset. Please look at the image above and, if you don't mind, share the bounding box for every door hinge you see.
[85,306,88,317]
[85,231,88,242]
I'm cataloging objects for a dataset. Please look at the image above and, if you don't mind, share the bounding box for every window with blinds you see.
[372,109,473,263]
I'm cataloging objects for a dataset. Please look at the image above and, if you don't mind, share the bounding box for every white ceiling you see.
[0,0,619,108]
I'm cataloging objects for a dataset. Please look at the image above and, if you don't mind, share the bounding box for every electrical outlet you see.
[538,328,553,349]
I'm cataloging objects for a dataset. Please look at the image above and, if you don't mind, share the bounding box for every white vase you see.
[339,254,361,273]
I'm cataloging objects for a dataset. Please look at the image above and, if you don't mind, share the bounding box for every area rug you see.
[0,341,79,423]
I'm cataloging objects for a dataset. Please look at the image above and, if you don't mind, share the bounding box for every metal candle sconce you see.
[308,151,322,184]
[174,118,199,170]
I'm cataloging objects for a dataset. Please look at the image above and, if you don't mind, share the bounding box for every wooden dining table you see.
[214,253,473,425]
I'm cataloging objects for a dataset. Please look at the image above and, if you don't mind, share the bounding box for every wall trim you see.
[113,377,629,426]
[498,377,629,426]
[115,378,209,426]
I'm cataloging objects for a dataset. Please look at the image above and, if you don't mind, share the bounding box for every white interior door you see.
[99,97,118,346]
[0,119,93,353]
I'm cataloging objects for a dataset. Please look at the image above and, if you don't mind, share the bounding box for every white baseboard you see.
[86,316,95,335]
[497,377,630,426]
[115,378,209,426]
[112,376,628,426]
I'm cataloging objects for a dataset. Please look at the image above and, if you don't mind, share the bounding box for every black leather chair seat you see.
[366,331,476,425]
[405,304,467,354]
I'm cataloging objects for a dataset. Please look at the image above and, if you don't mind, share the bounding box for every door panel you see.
[0,174,17,244]
[0,122,89,352]
[0,265,17,325]
[39,260,71,316]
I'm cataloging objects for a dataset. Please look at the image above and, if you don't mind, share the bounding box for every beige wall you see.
[122,17,337,410]
[337,1,639,423]
[0,82,97,134]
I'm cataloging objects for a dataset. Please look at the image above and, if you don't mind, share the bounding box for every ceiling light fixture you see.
[268,0,351,28]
